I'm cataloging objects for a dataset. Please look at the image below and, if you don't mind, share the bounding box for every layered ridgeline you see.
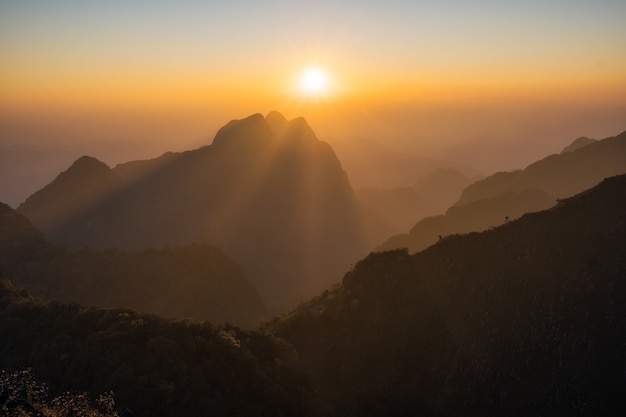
[269,174,626,416]
[381,130,626,253]
[3,174,626,415]
[0,202,266,327]
[455,130,626,206]
[328,135,479,236]
[18,112,369,312]
[560,136,596,153]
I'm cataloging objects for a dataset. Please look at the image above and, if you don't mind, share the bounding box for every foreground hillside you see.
[0,279,314,417]
[0,202,267,327]
[270,174,626,416]
[17,112,368,313]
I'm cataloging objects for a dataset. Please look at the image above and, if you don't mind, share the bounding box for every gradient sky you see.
[1,0,626,170]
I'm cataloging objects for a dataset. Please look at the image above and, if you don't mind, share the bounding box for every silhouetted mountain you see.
[356,168,478,235]
[0,279,314,417]
[0,139,161,208]
[560,136,596,153]
[113,150,179,182]
[379,188,554,253]
[266,110,289,137]
[0,202,44,247]
[456,130,626,206]
[269,174,626,416]
[16,155,119,248]
[378,130,626,255]
[18,113,368,313]
[0,202,267,327]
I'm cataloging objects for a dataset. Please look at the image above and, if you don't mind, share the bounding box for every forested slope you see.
[270,174,626,416]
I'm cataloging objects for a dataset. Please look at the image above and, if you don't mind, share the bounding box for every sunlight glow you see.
[298,67,329,96]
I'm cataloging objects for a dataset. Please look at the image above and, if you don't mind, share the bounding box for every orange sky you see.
[1,1,625,173]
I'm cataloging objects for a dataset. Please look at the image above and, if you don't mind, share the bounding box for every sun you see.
[298,67,329,96]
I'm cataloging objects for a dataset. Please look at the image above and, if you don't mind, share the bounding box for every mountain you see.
[560,136,596,153]
[15,156,119,248]
[0,279,314,417]
[455,130,626,207]
[380,130,626,254]
[356,168,477,234]
[266,110,289,137]
[18,113,369,313]
[379,188,554,253]
[0,201,44,248]
[268,174,626,416]
[0,202,267,327]
[0,139,161,208]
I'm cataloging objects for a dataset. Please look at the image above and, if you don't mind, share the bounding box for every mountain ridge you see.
[0,202,267,327]
[560,136,596,153]
[379,188,555,253]
[455,130,626,207]
[17,112,370,313]
[379,130,626,254]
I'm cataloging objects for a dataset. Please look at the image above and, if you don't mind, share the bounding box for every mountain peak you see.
[28,155,112,195]
[211,113,272,149]
[68,155,111,174]
[17,155,116,235]
[282,116,317,143]
[561,136,597,153]
[47,155,113,193]
[265,111,288,137]
[210,112,318,150]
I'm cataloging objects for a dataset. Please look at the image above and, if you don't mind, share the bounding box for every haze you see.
[3,3,626,415]
[1,0,626,206]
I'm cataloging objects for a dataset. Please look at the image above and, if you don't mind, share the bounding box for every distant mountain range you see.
[356,168,478,234]
[379,188,554,253]
[17,112,370,313]
[327,135,477,189]
[0,202,267,327]
[455,130,626,207]
[381,131,626,253]
[269,173,626,416]
[329,134,482,240]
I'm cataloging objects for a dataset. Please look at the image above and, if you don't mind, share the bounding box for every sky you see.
[1,0,626,171]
